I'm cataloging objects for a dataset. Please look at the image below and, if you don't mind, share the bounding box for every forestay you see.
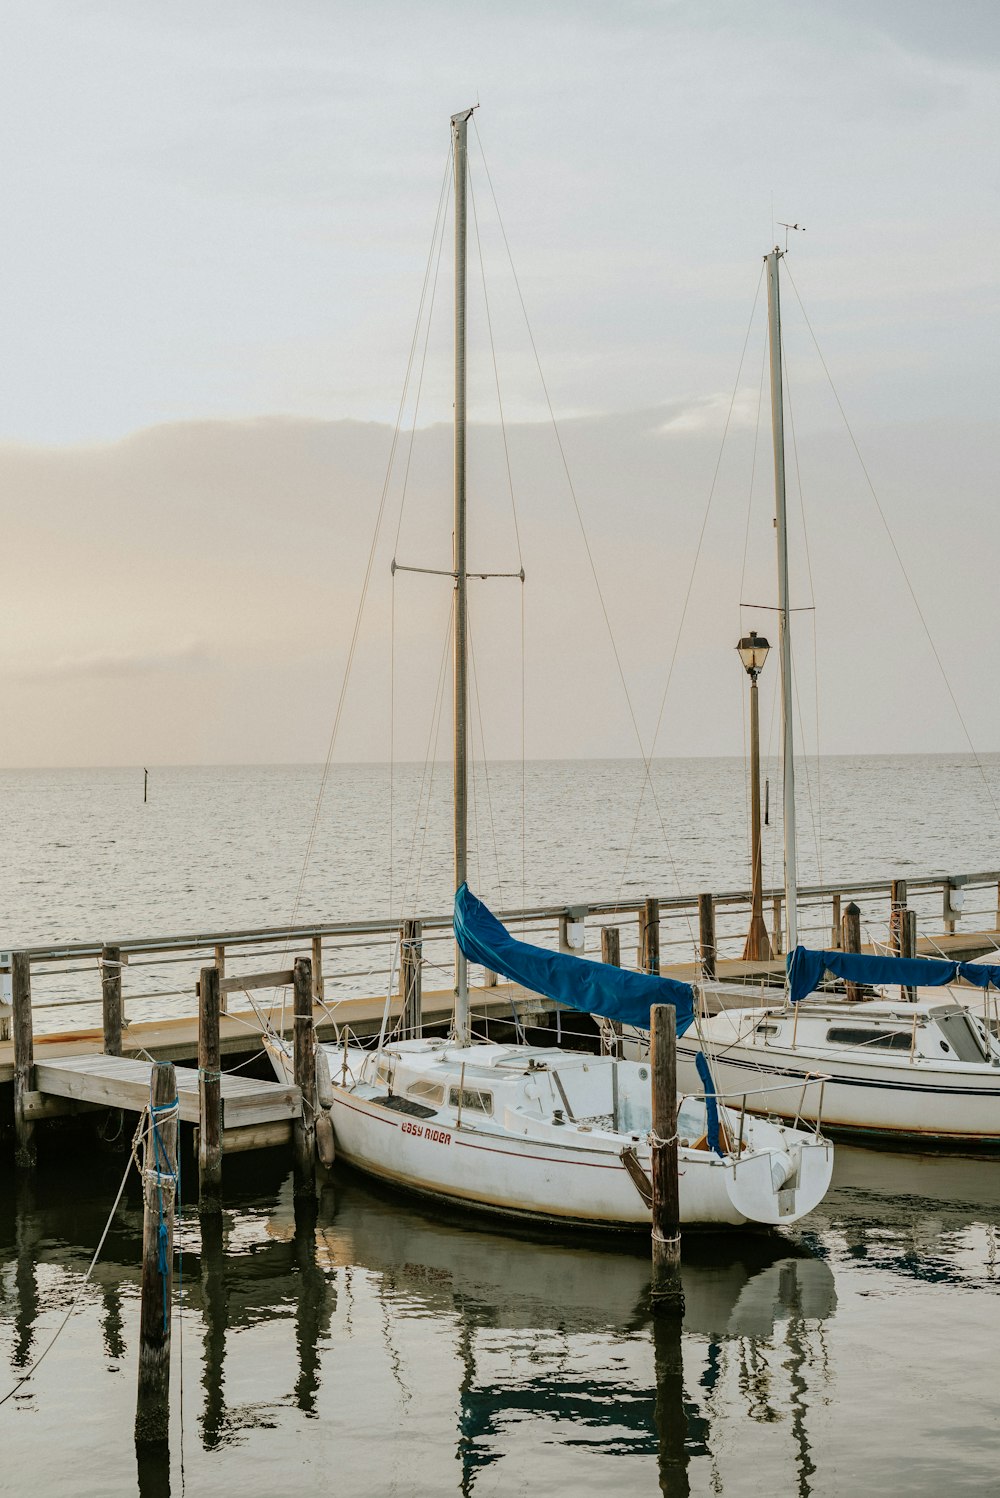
[454,884,695,1034]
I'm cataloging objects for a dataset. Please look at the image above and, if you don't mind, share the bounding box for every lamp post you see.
[738,631,773,962]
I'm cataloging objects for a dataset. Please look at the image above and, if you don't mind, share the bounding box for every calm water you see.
[2,759,1000,1493]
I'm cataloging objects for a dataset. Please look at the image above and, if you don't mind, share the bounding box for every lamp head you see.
[737,630,770,677]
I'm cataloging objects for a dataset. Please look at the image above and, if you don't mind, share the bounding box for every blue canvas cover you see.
[453,883,695,1035]
[787,945,1000,1005]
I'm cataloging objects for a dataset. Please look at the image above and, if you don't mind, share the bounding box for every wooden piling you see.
[698,894,716,981]
[102,944,123,1057]
[772,895,783,956]
[831,893,842,950]
[649,1004,684,1315]
[11,952,35,1169]
[293,956,317,1199]
[399,919,423,1039]
[841,901,863,1002]
[638,898,660,976]
[135,1061,178,1446]
[198,966,223,1215]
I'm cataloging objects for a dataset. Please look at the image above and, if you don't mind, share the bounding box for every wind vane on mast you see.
[777,221,805,253]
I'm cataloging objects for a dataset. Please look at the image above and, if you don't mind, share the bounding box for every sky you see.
[0,1,997,766]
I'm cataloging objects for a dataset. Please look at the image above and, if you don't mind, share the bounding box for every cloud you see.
[655,391,760,436]
[19,639,208,683]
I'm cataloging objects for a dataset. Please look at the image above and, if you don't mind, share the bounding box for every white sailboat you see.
[672,247,1000,1150]
[267,117,834,1228]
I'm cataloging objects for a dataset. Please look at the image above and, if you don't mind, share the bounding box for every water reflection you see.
[1,1145,998,1496]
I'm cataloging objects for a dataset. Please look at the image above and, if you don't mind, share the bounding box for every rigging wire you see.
[781,259,1000,828]
[272,144,454,1030]
[472,115,697,934]
[612,263,768,930]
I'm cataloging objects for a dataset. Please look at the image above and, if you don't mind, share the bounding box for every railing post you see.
[102,944,123,1057]
[698,893,716,981]
[889,879,908,955]
[399,919,423,1039]
[601,926,622,1055]
[11,952,35,1169]
[902,908,918,1003]
[650,1004,683,1315]
[638,898,660,975]
[214,944,227,1016]
[842,901,863,1002]
[311,936,325,1002]
[293,957,317,1199]
[135,1061,178,1447]
[198,966,223,1216]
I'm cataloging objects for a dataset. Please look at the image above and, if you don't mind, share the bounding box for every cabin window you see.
[936,1011,989,1063]
[825,1026,912,1052]
[408,1080,445,1105]
[755,1022,780,1038]
[449,1086,493,1115]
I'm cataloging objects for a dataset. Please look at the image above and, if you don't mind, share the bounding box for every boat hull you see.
[676,1038,1000,1152]
[327,1085,832,1231]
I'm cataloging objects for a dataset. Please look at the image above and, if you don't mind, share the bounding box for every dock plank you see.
[33,1055,301,1127]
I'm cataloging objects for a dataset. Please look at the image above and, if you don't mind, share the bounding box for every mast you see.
[452,108,473,1046]
[765,247,799,953]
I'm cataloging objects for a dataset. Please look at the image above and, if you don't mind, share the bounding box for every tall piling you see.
[135,1061,178,1447]
[650,1004,684,1315]
[198,965,223,1215]
[842,901,863,1001]
[293,957,317,1199]
[698,894,716,981]
[11,952,35,1169]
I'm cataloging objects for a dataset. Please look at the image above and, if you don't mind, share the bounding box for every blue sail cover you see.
[454,883,695,1035]
[695,1052,725,1157]
[788,945,1000,1005]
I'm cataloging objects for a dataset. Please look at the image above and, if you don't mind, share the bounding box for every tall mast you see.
[452,108,473,1046]
[766,247,799,953]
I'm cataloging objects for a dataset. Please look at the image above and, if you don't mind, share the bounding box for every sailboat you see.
[673,247,1000,1150]
[267,115,834,1228]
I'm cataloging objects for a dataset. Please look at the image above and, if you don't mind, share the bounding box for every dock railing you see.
[2,868,1000,1048]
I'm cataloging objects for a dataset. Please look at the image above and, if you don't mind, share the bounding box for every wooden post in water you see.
[889,879,908,956]
[311,935,325,1001]
[399,919,422,1039]
[601,926,622,1055]
[831,894,842,950]
[638,898,660,975]
[698,894,716,981]
[293,957,317,1199]
[650,1004,684,1315]
[198,966,223,1215]
[11,953,35,1169]
[135,1061,178,1446]
[772,895,783,956]
[842,901,863,1002]
[102,944,123,1057]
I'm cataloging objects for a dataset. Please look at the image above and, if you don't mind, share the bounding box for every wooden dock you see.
[24,1054,300,1142]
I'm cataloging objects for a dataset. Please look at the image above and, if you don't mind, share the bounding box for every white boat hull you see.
[269,1038,834,1230]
